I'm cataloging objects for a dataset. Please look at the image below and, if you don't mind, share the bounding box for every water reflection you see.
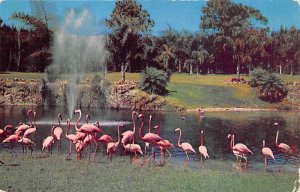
[0,106,299,172]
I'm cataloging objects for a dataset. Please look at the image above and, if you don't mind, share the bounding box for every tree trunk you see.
[290,63,293,75]
[207,67,210,74]
[236,62,240,79]
[197,64,199,76]
[17,30,21,72]
[248,65,251,74]
[279,64,282,74]
[178,61,182,73]
[7,48,12,71]
[190,64,193,74]
[121,64,126,82]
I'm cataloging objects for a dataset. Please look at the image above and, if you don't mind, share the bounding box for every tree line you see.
[0,0,299,78]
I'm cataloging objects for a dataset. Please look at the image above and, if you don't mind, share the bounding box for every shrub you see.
[141,67,168,95]
[249,68,288,103]
[249,68,269,87]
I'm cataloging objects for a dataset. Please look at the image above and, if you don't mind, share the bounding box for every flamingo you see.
[42,124,55,155]
[2,132,22,148]
[53,113,63,152]
[106,124,123,162]
[23,111,37,138]
[138,114,164,162]
[74,109,103,135]
[154,125,174,162]
[144,114,153,155]
[15,110,34,135]
[274,122,291,154]
[75,140,84,160]
[82,133,99,161]
[65,119,77,160]
[18,138,36,154]
[121,111,138,146]
[123,143,143,163]
[227,134,253,165]
[0,125,14,138]
[174,128,196,165]
[262,140,275,170]
[199,130,209,163]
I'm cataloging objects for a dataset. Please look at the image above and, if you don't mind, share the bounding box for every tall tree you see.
[192,47,209,75]
[201,0,268,76]
[106,0,154,81]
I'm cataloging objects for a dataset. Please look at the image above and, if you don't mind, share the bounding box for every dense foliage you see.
[0,0,299,77]
[141,67,168,95]
[250,68,288,103]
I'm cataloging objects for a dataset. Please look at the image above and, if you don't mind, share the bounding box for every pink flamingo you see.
[75,140,84,160]
[121,111,138,146]
[2,132,22,148]
[82,133,99,161]
[124,143,143,163]
[53,113,63,152]
[42,124,55,155]
[199,130,209,163]
[98,134,114,145]
[74,109,103,136]
[154,125,174,162]
[23,111,37,138]
[262,140,275,170]
[144,114,153,154]
[138,114,164,161]
[65,119,77,160]
[274,122,291,154]
[18,137,36,154]
[106,124,123,162]
[0,125,14,138]
[174,128,196,165]
[227,134,253,165]
[15,110,34,135]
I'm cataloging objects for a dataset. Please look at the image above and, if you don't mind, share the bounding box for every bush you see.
[249,68,288,103]
[140,67,168,95]
[249,68,269,87]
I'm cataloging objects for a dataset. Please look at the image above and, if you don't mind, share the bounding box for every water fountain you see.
[47,8,108,118]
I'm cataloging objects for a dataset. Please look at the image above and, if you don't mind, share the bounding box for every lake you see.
[0,106,299,172]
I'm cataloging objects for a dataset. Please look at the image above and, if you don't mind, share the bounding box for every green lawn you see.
[1,71,299,109]
[0,152,297,192]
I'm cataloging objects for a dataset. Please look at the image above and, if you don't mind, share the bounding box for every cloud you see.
[0,0,6,4]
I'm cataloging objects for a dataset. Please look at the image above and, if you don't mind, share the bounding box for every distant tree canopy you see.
[0,0,299,76]
[106,0,154,81]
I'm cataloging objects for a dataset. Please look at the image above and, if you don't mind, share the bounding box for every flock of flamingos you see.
[0,109,296,170]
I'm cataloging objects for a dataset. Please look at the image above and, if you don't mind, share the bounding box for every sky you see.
[0,0,300,35]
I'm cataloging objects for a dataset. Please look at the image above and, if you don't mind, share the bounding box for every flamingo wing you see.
[182,142,196,153]
[199,146,209,158]
[262,147,275,160]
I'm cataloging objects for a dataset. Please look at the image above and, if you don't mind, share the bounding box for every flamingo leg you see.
[93,140,98,161]
[264,157,267,170]
[166,149,172,162]
[66,141,73,160]
[184,151,190,166]
[200,154,203,164]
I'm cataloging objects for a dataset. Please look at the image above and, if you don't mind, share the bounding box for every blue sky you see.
[1,0,300,35]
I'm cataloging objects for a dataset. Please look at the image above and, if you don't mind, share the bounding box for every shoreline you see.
[187,107,299,112]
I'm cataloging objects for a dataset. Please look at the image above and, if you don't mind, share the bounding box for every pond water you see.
[0,106,299,173]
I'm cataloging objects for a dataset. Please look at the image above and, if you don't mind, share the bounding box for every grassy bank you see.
[1,72,299,110]
[0,152,297,192]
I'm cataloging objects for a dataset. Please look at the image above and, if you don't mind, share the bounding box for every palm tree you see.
[192,47,209,75]
[159,44,175,70]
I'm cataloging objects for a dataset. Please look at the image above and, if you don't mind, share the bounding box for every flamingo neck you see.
[115,125,121,147]
[33,113,36,129]
[232,135,235,147]
[177,129,182,148]
[148,116,152,133]
[75,110,81,131]
[275,129,279,145]
[58,115,61,126]
[138,118,145,140]
[51,126,55,137]
[28,111,33,127]
[66,120,70,136]
[200,131,204,146]
[132,112,136,133]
